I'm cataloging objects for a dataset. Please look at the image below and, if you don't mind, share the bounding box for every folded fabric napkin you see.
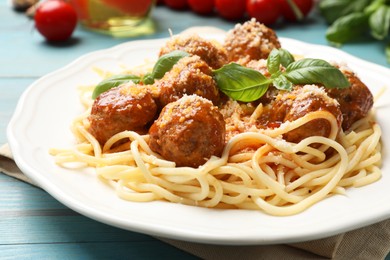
[1,143,390,259]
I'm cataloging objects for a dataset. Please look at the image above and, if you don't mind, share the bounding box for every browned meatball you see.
[245,59,271,76]
[224,18,281,65]
[159,34,228,69]
[156,55,220,107]
[325,69,373,130]
[149,95,226,168]
[263,85,343,143]
[88,82,157,145]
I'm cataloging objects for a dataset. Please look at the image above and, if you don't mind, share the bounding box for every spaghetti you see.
[50,93,382,216]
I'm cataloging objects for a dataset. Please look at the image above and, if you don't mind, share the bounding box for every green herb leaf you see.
[326,12,369,44]
[278,48,295,67]
[91,50,189,99]
[267,49,281,75]
[319,0,372,24]
[142,72,154,85]
[91,74,141,99]
[320,0,390,64]
[273,75,293,91]
[364,0,386,15]
[284,58,350,89]
[151,50,189,79]
[213,63,271,102]
[267,48,295,76]
[369,5,390,40]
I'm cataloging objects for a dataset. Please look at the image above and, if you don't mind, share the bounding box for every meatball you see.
[149,95,226,168]
[245,59,271,76]
[264,85,343,143]
[159,33,228,69]
[156,55,220,107]
[224,18,281,65]
[325,69,373,130]
[88,82,157,145]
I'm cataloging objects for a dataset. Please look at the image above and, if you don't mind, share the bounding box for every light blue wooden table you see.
[1,1,389,259]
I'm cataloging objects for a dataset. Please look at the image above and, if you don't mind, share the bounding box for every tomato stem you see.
[285,0,304,21]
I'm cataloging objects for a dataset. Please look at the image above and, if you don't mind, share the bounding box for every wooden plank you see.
[0,215,155,244]
[0,174,195,259]
[0,176,149,245]
[0,174,67,210]
[0,78,33,144]
[0,242,198,259]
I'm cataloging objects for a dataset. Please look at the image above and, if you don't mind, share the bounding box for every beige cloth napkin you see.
[1,143,390,259]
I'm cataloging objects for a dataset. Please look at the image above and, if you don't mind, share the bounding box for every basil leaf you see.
[142,73,154,85]
[364,0,387,15]
[91,51,188,99]
[151,50,189,79]
[284,58,350,89]
[326,12,369,44]
[369,5,390,40]
[213,63,271,102]
[386,43,390,64]
[273,75,293,91]
[278,48,295,67]
[91,74,141,99]
[267,49,281,75]
[267,48,295,76]
[319,0,372,24]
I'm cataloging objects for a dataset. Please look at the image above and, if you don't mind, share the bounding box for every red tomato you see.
[164,0,189,10]
[69,0,88,21]
[246,0,281,25]
[188,0,215,15]
[278,0,314,21]
[34,0,77,42]
[215,0,246,20]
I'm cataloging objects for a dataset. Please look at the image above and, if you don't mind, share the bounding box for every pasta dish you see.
[50,19,382,216]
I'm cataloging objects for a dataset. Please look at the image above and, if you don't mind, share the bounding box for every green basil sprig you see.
[213,48,350,102]
[92,48,350,103]
[267,48,295,91]
[268,48,295,70]
[319,0,390,63]
[91,50,189,99]
[319,0,372,24]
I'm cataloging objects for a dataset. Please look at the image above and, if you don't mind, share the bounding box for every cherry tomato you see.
[34,0,77,42]
[215,0,246,20]
[188,0,215,15]
[278,0,314,21]
[246,0,281,25]
[164,0,189,10]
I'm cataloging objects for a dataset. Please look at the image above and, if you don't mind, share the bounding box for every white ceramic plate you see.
[7,31,390,245]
